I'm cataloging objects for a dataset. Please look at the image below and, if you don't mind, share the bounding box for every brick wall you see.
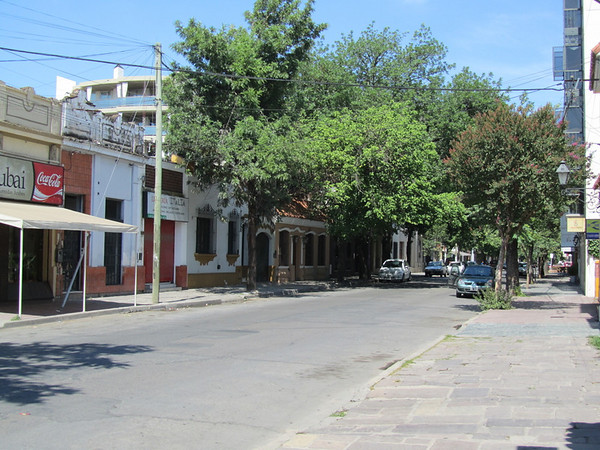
[62,150,92,213]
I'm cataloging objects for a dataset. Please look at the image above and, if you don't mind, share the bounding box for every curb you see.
[1,284,334,329]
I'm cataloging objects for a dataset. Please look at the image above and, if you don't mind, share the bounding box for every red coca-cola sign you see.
[32,162,64,204]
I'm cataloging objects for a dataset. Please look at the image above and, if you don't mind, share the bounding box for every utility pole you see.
[152,43,163,304]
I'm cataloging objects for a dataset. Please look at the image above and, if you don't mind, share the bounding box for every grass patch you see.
[476,288,513,311]
[10,315,21,321]
[330,409,347,418]
[588,336,600,350]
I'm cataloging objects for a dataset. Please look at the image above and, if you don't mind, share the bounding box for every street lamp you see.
[556,160,571,186]
[556,161,600,214]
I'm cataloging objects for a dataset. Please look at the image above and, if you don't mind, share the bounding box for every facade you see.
[57,65,163,147]
[555,0,600,296]
[0,81,63,302]
[60,89,146,296]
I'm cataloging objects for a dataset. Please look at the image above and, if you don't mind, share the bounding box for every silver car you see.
[378,259,411,282]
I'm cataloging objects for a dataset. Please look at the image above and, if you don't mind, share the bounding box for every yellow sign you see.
[567,217,585,232]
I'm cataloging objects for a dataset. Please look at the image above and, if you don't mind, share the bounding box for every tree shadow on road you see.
[0,342,153,405]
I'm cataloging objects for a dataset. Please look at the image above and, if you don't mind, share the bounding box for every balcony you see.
[90,96,157,109]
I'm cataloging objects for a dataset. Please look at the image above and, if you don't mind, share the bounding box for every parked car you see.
[378,259,411,282]
[425,261,447,277]
[456,264,495,297]
[518,262,527,277]
[448,261,464,276]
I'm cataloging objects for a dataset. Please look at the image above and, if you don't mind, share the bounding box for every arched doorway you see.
[256,232,270,282]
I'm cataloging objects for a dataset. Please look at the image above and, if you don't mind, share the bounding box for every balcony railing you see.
[90,96,157,108]
[142,126,167,136]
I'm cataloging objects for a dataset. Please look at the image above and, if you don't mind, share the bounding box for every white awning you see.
[0,200,138,233]
[0,200,139,317]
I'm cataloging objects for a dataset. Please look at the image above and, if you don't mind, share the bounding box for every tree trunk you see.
[337,238,346,282]
[526,243,534,285]
[495,233,509,293]
[506,237,519,294]
[406,226,413,267]
[246,209,258,291]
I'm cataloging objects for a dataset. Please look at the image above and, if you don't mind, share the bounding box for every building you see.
[555,0,600,296]
[0,81,137,317]
[56,65,163,147]
[60,89,146,296]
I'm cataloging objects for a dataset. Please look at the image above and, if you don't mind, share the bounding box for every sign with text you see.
[567,217,586,232]
[586,219,600,240]
[0,155,64,204]
[144,191,188,222]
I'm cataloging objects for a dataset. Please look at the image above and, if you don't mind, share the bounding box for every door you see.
[144,219,175,283]
[256,232,270,282]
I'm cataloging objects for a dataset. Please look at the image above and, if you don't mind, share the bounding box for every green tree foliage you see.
[305,103,439,266]
[430,68,506,159]
[164,0,325,289]
[292,23,451,114]
[445,101,587,292]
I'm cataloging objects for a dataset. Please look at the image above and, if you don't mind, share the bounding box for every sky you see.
[0,0,564,107]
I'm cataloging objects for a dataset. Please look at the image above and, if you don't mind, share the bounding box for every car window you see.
[463,266,493,277]
[383,260,401,268]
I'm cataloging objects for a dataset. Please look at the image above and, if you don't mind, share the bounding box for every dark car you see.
[518,262,527,277]
[456,265,494,297]
[425,261,447,277]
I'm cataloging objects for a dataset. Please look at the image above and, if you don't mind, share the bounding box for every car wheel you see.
[456,291,462,298]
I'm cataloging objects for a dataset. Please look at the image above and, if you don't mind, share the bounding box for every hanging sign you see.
[586,219,600,240]
[0,155,64,205]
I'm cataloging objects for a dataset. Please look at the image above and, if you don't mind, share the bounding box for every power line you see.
[0,46,570,95]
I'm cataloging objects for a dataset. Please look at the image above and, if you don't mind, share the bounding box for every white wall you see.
[89,155,143,267]
[583,0,600,296]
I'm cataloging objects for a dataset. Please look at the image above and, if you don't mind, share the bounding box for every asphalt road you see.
[0,276,479,449]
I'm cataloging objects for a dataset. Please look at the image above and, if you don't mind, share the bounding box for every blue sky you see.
[0,0,563,107]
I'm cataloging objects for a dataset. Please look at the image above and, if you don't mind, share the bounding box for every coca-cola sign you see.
[32,162,63,204]
[0,155,64,205]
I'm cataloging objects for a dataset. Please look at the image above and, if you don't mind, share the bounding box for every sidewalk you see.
[0,280,336,329]
[282,274,600,449]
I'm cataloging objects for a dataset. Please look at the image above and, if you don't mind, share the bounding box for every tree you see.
[445,101,587,293]
[164,0,325,290]
[291,23,452,115]
[305,103,439,274]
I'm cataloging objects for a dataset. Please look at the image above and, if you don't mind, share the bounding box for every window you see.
[196,205,216,254]
[228,212,239,255]
[196,217,213,254]
[105,199,123,285]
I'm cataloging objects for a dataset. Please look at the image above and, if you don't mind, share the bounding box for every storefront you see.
[0,200,137,316]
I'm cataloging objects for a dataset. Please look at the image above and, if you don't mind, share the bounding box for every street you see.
[0,276,479,449]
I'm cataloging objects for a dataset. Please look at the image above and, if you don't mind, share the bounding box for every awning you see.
[0,200,139,317]
[0,200,138,233]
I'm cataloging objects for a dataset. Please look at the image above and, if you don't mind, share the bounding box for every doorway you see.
[256,232,270,282]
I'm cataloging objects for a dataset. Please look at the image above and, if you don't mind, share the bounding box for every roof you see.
[0,200,137,233]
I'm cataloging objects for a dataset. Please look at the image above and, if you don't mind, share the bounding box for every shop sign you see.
[0,155,64,205]
[586,219,600,240]
[144,191,188,222]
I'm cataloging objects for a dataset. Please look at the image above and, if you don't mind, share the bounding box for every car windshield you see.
[463,266,493,277]
[428,261,442,266]
[382,260,402,268]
